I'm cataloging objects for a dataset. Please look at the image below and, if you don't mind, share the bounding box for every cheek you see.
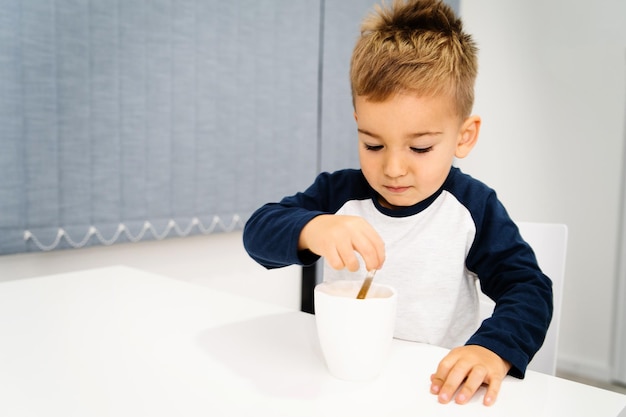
[358,153,378,179]
[358,149,371,168]
[423,155,455,183]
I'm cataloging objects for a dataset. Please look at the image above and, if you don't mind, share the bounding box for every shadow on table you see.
[196,311,334,399]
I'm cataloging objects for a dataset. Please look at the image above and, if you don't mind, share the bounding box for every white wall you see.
[459,1,626,382]
[0,232,302,311]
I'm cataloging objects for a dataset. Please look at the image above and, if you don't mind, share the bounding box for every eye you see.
[410,146,433,154]
[364,144,383,151]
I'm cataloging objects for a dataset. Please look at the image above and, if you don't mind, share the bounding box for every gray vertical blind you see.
[320,0,376,173]
[0,0,320,254]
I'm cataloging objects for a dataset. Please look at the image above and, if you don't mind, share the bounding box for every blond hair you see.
[350,0,478,118]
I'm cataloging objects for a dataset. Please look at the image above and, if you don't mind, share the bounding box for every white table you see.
[0,266,624,417]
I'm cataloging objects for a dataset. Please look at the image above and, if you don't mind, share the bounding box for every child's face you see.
[354,93,479,209]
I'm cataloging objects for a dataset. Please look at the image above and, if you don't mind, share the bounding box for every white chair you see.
[478,222,568,375]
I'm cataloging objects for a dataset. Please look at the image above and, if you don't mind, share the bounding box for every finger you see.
[336,243,361,272]
[483,375,503,406]
[355,243,382,271]
[430,354,456,396]
[324,247,346,270]
[437,364,471,404]
[455,366,488,405]
[430,374,443,395]
[343,254,360,272]
[351,232,385,271]
[363,229,386,269]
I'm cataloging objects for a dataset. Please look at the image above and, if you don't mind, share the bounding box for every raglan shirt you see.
[243,167,553,378]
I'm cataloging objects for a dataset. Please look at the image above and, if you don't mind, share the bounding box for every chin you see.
[379,196,417,209]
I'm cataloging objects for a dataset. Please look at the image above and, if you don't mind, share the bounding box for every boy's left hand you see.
[429,345,511,406]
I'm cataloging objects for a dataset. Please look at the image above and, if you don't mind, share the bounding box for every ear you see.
[455,115,481,159]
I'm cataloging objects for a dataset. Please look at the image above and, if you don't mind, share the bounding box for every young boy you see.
[243,0,552,407]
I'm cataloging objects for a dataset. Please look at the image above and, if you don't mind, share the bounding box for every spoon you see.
[356,269,377,299]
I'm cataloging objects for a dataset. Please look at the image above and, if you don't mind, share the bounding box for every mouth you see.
[384,185,410,194]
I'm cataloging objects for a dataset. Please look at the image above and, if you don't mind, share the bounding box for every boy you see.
[243,0,552,407]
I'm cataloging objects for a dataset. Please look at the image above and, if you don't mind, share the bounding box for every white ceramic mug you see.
[314,280,397,381]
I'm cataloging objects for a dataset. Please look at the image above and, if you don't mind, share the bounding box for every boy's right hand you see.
[298,214,385,272]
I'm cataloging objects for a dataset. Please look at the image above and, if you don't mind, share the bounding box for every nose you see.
[383,150,407,178]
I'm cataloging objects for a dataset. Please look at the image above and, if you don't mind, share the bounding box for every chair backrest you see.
[478,222,568,375]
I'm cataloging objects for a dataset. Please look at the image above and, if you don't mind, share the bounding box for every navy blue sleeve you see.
[462,188,553,378]
[243,170,372,269]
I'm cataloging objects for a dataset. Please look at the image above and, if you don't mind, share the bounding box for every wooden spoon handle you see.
[356,270,376,299]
